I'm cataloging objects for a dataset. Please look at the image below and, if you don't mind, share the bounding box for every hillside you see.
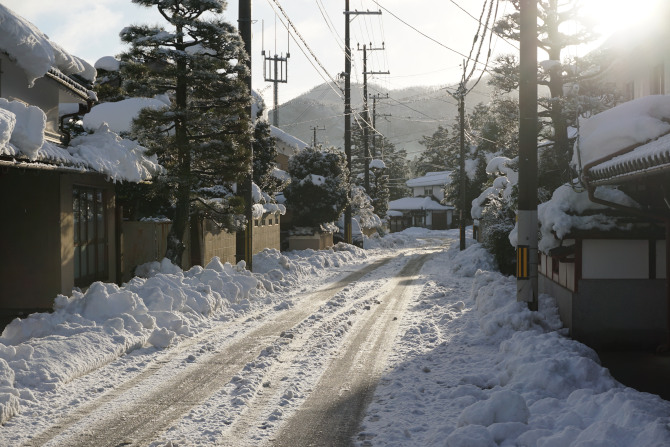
[270,81,495,158]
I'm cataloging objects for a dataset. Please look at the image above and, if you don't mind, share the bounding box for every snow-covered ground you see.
[0,228,668,446]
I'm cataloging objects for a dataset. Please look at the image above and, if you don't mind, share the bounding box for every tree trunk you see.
[165,22,191,268]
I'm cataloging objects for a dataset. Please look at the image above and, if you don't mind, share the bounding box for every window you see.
[73,186,108,286]
[424,188,433,196]
[651,64,665,95]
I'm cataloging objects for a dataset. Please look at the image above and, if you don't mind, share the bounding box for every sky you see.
[4,0,663,110]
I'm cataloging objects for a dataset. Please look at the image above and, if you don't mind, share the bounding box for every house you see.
[0,5,160,318]
[387,171,454,232]
[270,125,308,171]
[538,96,670,350]
[406,170,451,202]
[387,197,454,232]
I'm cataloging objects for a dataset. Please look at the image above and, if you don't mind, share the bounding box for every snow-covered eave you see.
[45,68,92,102]
[585,132,670,186]
[0,156,98,175]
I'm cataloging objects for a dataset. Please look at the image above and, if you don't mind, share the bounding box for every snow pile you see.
[537,184,638,252]
[83,96,171,134]
[0,97,161,182]
[357,241,670,447]
[0,247,369,423]
[0,4,95,86]
[68,124,163,182]
[0,98,45,160]
[574,95,670,168]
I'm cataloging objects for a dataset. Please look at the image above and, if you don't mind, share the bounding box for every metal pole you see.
[239,0,253,271]
[343,0,352,244]
[517,0,538,309]
[273,56,279,126]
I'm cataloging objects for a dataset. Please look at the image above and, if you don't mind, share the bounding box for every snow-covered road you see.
[2,228,670,447]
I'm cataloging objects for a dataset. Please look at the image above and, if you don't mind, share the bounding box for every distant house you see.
[388,197,454,232]
[0,5,160,318]
[387,171,454,232]
[270,125,309,171]
[406,170,451,201]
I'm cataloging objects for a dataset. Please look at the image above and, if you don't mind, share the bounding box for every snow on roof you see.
[388,196,454,211]
[406,170,451,188]
[588,132,670,184]
[0,98,161,182]
[270,126,309,151]
[0,4,96,86]
[83,96,171,134]
[537,185,639,252]
[574,95,670,169]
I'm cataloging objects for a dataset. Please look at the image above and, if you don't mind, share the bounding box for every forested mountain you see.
[270,81,494,158]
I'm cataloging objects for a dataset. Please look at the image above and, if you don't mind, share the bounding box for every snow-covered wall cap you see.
[0,5,96,86]
[270,125,309,150]
[575,95,670,169]
[406,170,451,187]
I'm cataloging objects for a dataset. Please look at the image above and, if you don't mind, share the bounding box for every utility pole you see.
[310,125,326,147]
[239,0,253,270]
[358,42,388,192]
[448,78,467,251]
[344,4,380,243]
[517,0,539,310]
[369,93,390,159]
[262,22,290,127]
[458,83,466,251]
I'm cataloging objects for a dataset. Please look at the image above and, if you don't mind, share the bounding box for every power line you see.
[369,0,491,73]
[268,0,343,97]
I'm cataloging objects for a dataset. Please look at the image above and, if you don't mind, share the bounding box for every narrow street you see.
[13,244,441,447]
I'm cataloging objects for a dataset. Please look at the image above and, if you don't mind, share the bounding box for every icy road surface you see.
[13,244,442,447]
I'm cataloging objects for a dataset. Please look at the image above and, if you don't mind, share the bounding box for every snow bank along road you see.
[16,244,441,446]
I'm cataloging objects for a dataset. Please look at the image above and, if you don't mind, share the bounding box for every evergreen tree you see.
[492,0,613,194]
[253,118,287,198]
[415,125,450,177]
[120,0,251,266]
[384,144,411,201]
[284,147,349,228]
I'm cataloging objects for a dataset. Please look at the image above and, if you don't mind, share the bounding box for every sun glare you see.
[580,0,664,39]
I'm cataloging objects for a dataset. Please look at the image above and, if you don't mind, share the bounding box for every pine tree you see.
[284,147,349,229]
[415,125,450,177]
[492,0,614,194]
[253,118,287,198]
[120,0,251,266]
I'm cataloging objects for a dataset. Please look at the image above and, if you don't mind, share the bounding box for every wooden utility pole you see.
[369,93,389,159]
[343,4,381,243]
[458,85,466,251]
[358,42,388,192]
[343,0,353,244]
[239,0,253,270]
[517,0,539,310]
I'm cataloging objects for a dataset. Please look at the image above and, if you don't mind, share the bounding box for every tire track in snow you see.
[270,251,433,447]
[22,256,395,447]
